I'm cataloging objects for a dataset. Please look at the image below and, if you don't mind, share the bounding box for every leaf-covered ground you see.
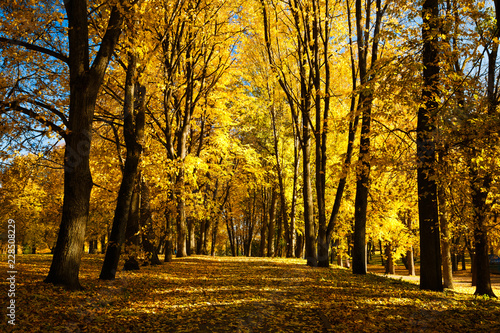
[1,255,500,332]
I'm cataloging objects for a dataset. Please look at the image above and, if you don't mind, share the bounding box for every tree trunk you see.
[99,53,143,280]
[270,101,288,258]
[260,189,267,257]
[88,240,97,254]
[164,210,174,263]
[140,177,161,265]
[295,231,304,259]
[352,0,383,275]
[312,0,331,268]
[417,0,443,292]
[44,0,125,291]
[407,247,416,276]
[123,184,141,271]
[267,187,277,257]
[197,218,206,254]
[385,243,395,275]
[438,180,454,289]
[469,0,498,298]
[211,216,219,256]
[187,217,196,256]
[471,172,496,297]
[303,120,316,266]
[175,169,188,257]
[287,132,300,258]
[227,211,237,257]
[379,240,385,266]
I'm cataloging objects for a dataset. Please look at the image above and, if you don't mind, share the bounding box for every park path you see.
[368,264,500,295]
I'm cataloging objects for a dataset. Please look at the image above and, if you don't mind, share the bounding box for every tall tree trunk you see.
[140,177,161,265]
[260,188,268,257]
[202,218,210,255]
[287,131,300,258]
[197,218,206,254]
[187,217,196,256]
[211,216,219,256]
[99,53,144,280]
[303,117,316,266]
[407,247,416,276]
[352,0,383,275]
[312,0,331,268]
[45,1,125,290]
[164,209,174,263]
[438,179,454,289]
[469,0,499,298]
[471,170,495,297]
[267,187,277,257]
[270,101,288,258]
[417,0,443,292]
[123,183,141,271]
[385,243,395,275]
[296,231,304,259]
[317,3,361,266]
[226,212,236,257]
[175,169,188,257]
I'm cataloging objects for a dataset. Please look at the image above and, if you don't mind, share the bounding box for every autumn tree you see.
[467,0,499,297]
[147,0,237,257]
[0,0,131,289]
[99,49,146,279]
[417,0,443,292]
[351,0,386,274]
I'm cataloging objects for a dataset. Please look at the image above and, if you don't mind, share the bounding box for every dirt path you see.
[368,264,500,294]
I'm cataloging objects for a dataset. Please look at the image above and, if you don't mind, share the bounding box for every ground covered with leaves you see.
[1,255,499,332]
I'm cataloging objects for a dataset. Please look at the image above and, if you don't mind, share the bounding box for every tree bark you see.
[227,212,237,257]
[287,131,300,258]
[471,170,495,297]
[45,0,126,290]
[210,215,219,256]
[187,217,196,256]
[407,247,416,276]
[385,243,395,275]
[469,0,499,298]
[164,209,174,263]
[267,187,277,257]
[140,177,161,266]
[260,188,268,257]
[352,0,383,275]
[123,183,141,271]
[99,53,144,280]
[417,0,443,292]
[438,180,454,289]
[175,169,188,257]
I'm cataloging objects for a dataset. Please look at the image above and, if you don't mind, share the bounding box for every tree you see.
[417,0,443,292]
[351,0,386,274]
[468,0,499,298]
[148,0,236,257]
[0,0,132,289]
[100,50,146,280]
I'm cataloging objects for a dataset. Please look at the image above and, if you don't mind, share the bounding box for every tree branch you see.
[0,101,67,139]
[0,37,69,64]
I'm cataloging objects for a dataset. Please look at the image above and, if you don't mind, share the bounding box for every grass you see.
[1,254,499,332]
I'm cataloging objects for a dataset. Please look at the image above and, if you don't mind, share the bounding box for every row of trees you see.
[1,0,499,297]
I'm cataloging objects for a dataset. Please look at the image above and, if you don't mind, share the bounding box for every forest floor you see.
[1,255,499,332]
